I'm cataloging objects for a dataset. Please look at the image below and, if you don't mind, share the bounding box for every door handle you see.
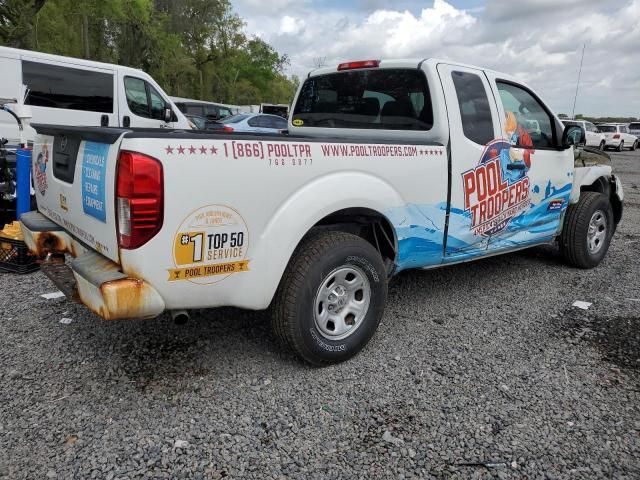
[507,163,526,170]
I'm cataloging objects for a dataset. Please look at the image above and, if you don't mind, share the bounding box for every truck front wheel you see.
[272,231,388,366]
[560,192,614,269]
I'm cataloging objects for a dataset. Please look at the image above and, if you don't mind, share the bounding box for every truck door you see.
[435,63,504,260]
[483,73,574,250]
[118,72,172,129]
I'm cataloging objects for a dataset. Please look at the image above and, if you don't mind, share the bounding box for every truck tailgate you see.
[31,125,128,263]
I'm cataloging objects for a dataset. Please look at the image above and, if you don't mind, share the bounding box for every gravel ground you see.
[1,151,639,480]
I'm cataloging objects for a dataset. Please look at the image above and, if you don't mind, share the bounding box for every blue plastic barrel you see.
[16,148,32,219]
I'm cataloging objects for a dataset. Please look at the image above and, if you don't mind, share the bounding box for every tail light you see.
[223,125,234,133]
[116,151,163,249]
[613,134,620,139]
[337,60,380,71]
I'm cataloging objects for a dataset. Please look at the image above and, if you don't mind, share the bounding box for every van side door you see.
[482,72,574,248]
[435,63,505,261]
[118,72,173,128]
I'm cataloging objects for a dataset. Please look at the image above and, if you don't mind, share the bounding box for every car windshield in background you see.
[629,123,640,130]
[598,126,617,132]
[222,114,250,124]
[292,68,433,130]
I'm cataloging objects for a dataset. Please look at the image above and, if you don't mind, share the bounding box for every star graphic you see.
[209,146,218,155]
[174,271,181,279]
[165,145,174,155]
[200,145,207,154]
[188,145,196,154]
[177,145,185,154]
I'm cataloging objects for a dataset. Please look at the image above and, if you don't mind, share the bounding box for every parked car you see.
[0,46,190,146]
[219,113,288,133]
[172,97,234,122]
[598,124,638,151]
[22,58,623,365]
[628,121,640,139]
[561,119,606,149]
[184,114,222,131]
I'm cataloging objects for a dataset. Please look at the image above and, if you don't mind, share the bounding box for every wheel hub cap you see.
[314,265,371,341]
[587,209,607,254]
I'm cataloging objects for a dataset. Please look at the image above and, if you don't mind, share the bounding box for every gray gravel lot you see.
[1,151,639,479]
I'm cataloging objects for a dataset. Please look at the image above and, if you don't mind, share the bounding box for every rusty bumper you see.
[21,212,165,320]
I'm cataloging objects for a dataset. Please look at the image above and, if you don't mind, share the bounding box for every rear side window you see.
[629,123,640,129]
[184,104,205,116]
[23,60,113,113]
[451,71,494,145]
[598,125,616,132]
[292,68,433,130]
[223,114,250,124]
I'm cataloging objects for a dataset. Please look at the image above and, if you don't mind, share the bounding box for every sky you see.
[232,0,640,117]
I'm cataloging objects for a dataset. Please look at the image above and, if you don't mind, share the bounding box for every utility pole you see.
[571,44,585,118]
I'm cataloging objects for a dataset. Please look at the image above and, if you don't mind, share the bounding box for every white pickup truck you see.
[21,58,624,365]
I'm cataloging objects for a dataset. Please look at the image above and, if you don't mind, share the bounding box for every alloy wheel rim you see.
[313,265,371,341]
[587,209,607,255]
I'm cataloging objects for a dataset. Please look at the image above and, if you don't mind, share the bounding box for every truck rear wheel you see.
[560,192,614,269]
[272,231,388,366]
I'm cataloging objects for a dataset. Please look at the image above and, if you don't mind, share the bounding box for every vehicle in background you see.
[260,103,289,118]
[0,46,190,145]
[171,97,235,122]
[598,124,638,151]
[561,119,606,150]
[219,113,287,133]
[628,121,640,139]
[184,114,222,131]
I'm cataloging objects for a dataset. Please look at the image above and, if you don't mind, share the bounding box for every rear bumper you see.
[21,211,165,320]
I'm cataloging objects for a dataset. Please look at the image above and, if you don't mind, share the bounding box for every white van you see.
[0,46,190,145]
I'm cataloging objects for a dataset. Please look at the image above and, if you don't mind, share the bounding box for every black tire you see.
[272,231,388,366]
[599,140,606,151]
[560,192,614,269]
[617,141,624,152]
[632,140,638,151]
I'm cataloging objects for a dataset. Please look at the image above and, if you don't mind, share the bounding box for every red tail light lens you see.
[613,134,620,139]
[223,125,234,133]
[337,60,380,71]
[116,151,163,249]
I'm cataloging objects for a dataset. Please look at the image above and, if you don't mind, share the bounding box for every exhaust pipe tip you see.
[170,310,190,325]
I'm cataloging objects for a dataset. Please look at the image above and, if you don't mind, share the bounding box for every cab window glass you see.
[451,71,494,145]
[148,84,167,120]
[496,82,554,148]
[293,68,433,130]
[124,77,150,117]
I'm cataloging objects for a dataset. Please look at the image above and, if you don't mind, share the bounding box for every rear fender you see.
[259,172,404,306]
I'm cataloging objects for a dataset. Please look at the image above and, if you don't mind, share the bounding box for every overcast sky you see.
[232,0,640,117]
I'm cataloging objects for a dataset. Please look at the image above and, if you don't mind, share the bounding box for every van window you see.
[292,68,433,130]
[124,77,168,120]
[629,123,640,130]
[496,82,554,148]
[598,125,616,133]
[451,71,494,145]
[22,60,113,113]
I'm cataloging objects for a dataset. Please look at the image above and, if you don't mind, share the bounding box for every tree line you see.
[0,0,299,105]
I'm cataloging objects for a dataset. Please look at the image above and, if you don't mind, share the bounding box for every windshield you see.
[628,123,640,129]
[219,108,233,118]
[222,114,250,124]
[292,68,432,130]
[598,125,617,132]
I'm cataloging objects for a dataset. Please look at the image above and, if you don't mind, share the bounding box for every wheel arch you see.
[574,168,623,224]
[259,172,403,308]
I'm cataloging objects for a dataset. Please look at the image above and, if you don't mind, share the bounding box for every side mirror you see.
[561,124,586,149]
[163,108,172,124]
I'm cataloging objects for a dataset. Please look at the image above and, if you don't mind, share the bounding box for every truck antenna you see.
[571,44,586,118]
